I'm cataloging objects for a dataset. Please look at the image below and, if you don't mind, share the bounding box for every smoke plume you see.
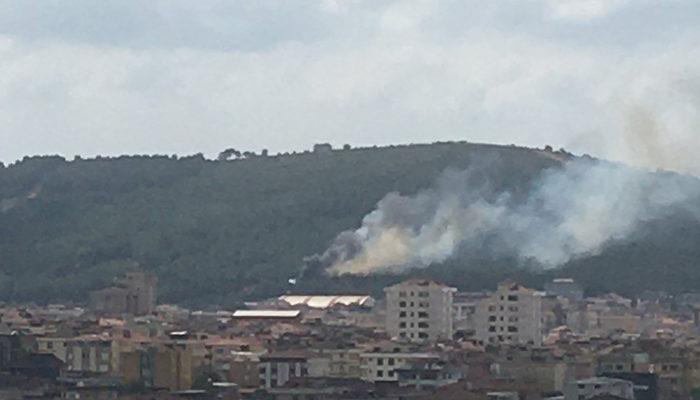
[305,156,700,276]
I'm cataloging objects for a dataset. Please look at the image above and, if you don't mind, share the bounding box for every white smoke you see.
[314,156,700,276]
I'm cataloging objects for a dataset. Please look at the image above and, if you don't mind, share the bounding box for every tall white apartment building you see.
[475,281,543,346]
[384,280,457,342]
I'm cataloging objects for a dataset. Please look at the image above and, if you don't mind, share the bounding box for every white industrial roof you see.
[279,295,375,309]
[232,310,300,318]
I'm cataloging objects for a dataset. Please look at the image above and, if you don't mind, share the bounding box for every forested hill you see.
[1,142,699,308]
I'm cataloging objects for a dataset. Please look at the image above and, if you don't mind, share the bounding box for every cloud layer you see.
[0,0,699,173]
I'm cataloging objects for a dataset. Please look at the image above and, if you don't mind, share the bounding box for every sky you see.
[0,0,699,173]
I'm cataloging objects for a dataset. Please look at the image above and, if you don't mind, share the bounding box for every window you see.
[508,316,518,322]
[400,311,406,318]
[509,306,519,312]
[508,326,518,332]
[399,301,407,308]
[488,306,496,312]
[399,322,406,328]
[388,370,395,377]
[377,358,384,366]
[489,326,496,332]
[400,332,406,338]
[488,316,496,322]
[410,292,415,297]
[377,370,384,377]
[388,358,395,366]
[410,302,415,307]
[399,291,407,298]
[418,312,428,319]
[418,322,429,328]
[508,295,519,301]
[418,291,429,298]
[47,342,54,349]
[419,332,428,339]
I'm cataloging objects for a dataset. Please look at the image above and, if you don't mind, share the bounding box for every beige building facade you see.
[475,281,543,346]
[384,280,456,342]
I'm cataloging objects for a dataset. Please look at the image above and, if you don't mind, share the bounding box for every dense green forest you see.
[1,142,699,308]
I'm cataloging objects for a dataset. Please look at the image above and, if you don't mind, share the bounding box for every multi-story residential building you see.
[258,351,312,389]
[384,280,457,342]
[490,351,569,393]
[120,342,194,391]
[227,350,264,389]
[564,377,634,400]
[90,271,157,316]
[474,281,544,346]
[360,349,442,383]
[64,335,120,375]
[36,337,70,362]
[312,347,364,378]
[0,333,22,370]
[452,292,490,338]
[395,359,462,389]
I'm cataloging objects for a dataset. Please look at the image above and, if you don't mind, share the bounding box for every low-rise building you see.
[564,377,634,400]
[259,351,312,389]
[64,335,120,375]
[360,348,442,384]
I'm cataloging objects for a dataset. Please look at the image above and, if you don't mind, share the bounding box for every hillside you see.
[1,142,699,307]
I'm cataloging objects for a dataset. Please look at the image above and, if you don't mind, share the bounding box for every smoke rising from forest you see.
[303,154,700,276]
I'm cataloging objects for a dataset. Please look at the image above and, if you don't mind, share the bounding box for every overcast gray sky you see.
[1,0,698,172]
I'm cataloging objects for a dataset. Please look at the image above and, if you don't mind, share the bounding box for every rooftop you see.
[232,310,301,318]
[279,295,374,309]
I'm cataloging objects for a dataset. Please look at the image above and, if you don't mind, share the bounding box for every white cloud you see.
[0,0,698,175]
[544,0,630,21]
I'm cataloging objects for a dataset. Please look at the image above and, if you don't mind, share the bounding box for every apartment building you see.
[474,281,543,346]
[564,377,634,400]
[384,280,457,342]
[36,337,70,362]
[90,271,157,316]
[453,291,490,337]
[64,335,120,374]
[360,350,441,383]
[258,351,312,389]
